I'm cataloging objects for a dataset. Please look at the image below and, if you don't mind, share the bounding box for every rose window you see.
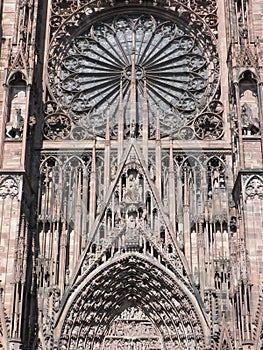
[47,13,220,139]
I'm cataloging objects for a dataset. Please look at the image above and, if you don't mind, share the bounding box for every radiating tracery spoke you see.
[51,14,218,137]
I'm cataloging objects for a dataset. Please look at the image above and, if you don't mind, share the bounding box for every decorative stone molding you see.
[245,176,263,199]
[0,176,21,199]
[57,253,208,350]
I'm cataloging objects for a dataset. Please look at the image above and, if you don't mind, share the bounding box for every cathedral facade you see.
[0,0,263,349]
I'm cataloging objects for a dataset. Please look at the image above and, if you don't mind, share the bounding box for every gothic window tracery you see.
[234,0,249,43]
[180,157,202,217]
[34,1,229,348]
[18,0,32,44]
[46,10,221,140]
[38,153,92,288]
[207,157,226,197]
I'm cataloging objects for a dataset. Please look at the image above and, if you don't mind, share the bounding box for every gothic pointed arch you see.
[47,140,208,349]
[56,253,209,349]
[4,71,27,140]
[0,175,20,199]
[8,49,29,81]
[27,0,262,349]
[2,0,263,349]
[239,70,260,136]
[218,322,234,350]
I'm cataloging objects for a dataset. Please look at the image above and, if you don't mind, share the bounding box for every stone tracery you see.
[37,1,227,349]
[46,1,221,140]
[36,145,230,349]
[1,0,263,348]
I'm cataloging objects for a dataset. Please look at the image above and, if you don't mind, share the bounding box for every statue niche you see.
[239,71,260,136]
[122,170,143,204]
[5,72,26,140]
[120,168,144,249]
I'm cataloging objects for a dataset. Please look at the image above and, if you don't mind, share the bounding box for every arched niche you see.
[5,72,27,139]
[239,71,260,136]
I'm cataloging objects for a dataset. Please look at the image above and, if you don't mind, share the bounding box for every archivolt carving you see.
[57,254,208,350]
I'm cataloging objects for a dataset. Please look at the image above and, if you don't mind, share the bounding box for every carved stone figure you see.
[6,108,24,139]
[245,176,263,199]
[241,103,260,135]
[0,176,19,199]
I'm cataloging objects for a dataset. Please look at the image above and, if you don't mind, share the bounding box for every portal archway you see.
[57,253,209,349]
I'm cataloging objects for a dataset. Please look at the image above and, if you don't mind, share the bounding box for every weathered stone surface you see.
[0,0,263,349]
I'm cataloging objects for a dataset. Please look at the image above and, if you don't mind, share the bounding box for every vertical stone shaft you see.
[183,166,191,271]
[142,78,148,162]
[234,83,245,169]
[130,30,136,137]
[104,112,111,197]
[118,78,124,163]
[89,142,97,231]
[168,139,175,232]
[155,111,161,196]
